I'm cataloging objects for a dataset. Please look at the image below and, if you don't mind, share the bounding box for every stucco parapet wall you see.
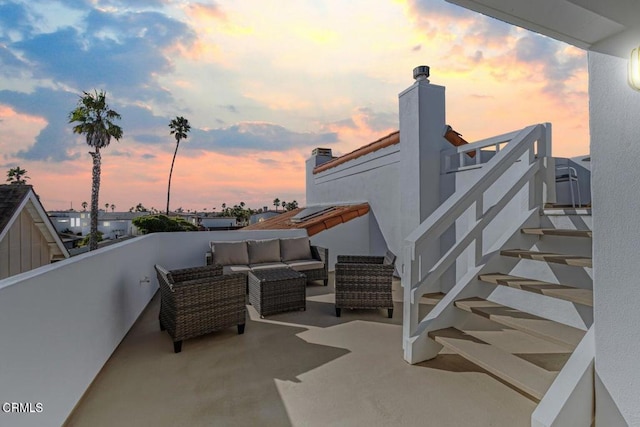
[313,131,400,174]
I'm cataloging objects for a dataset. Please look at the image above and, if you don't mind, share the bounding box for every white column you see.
[590,52,640,425]
[398,67,448,245]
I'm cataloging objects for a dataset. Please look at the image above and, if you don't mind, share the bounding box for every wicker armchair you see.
[154,264,246,353]
[334,251,396,318]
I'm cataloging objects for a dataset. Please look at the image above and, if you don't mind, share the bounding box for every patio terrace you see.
[65,276,539,426]
[1,230,539,426]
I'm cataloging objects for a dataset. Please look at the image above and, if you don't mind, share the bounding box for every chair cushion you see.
[248,239,281,264]
[249,262,288,270]
[286,259,324,272]
[222,265,251,275]
[280,236,312,262]
[211,241,249,266]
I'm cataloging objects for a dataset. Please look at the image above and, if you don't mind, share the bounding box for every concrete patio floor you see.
[65,274,536,426]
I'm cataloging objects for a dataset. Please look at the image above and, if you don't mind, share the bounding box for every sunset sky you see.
[0,0,589,212]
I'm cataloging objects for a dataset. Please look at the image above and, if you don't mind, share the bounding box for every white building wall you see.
[0,229,306,427]
[307,77,448,269]
[306,143,402,257]
[590,52,640,426]
[309,213,386,271]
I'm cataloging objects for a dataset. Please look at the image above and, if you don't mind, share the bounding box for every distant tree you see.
[78,231,104,247]
[81,201,88,211]
[166,116,191,215]
[6,166,29,185]
[273,198,280,212]
[281,200,286,210]
[135,203,148,212]
[69,90,123,251]
[132,214,197,234]
[110,204,115,212]
[105,203,109,211]
[285,200,298,211]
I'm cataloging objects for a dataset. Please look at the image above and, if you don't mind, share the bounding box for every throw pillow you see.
[280,236,312,261]
[248,239,281,264]
[212,241,249,265]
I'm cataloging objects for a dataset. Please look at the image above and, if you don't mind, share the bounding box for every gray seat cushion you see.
[249,262,288,270]
[286,259,324,272]
[222,265,251,275]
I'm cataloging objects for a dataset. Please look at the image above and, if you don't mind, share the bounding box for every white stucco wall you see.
[306,143,401,257]
[309,213,386,271]
[590,52,640,426]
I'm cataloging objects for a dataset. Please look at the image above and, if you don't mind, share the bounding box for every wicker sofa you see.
[334,250,397,318]
[206,236,328,286]
[154,264,246,353]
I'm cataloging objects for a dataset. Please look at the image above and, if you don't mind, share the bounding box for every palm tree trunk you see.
[89,148,101,251]
[166,140,180,215]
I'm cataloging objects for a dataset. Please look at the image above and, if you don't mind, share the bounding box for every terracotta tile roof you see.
[313,131,399,174]
[313,125,472,175]
[242,203,370,236]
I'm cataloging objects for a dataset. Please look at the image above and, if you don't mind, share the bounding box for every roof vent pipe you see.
[413,65,430,82]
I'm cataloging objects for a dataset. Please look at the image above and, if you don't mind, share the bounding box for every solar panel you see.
[290,206,335,223]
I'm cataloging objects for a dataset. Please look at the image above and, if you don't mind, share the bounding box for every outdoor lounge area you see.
[64,273,538,426]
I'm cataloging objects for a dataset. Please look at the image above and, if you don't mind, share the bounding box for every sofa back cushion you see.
[211,241,249,265]
[280,236,312,262]
[248,238,281,264]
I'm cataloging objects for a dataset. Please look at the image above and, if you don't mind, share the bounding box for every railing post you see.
[541,123,556,205]
[402,245,416,350]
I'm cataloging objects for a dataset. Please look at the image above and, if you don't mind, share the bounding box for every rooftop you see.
[243,203,370,236]
[313,131,399,174]
[65,275,535,426]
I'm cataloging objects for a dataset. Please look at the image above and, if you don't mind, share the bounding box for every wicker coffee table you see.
[248,268,307,317]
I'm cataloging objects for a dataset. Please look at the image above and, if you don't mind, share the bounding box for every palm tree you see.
[105,203,110,211]
[273,198,280,212]
[69,90,123,251]
[6,166,29,185]
[166,116,191,215]
[81,201,88,211]
[110,204,115,212]
[281,200,286,210]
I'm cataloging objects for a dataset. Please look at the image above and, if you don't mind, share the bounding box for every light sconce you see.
[630,46,640,91]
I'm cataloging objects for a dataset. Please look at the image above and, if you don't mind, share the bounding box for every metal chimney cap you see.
[413,65,430,81]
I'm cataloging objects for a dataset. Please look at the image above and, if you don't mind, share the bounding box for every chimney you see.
[311,147,333,166]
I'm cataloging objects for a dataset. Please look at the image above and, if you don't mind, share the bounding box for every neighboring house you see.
[199,216,240,230]
[0,185,69,280]
[249,210,281,225]
[49,211,150,239]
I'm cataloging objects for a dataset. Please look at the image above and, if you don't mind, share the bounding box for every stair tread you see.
[501,249,592,268]
[478,273,593,306]
[429,327,555,400]
[521,228,592,238]
[455,297,585,348]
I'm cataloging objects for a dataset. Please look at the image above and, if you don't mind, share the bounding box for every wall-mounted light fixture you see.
[630,46,640,91]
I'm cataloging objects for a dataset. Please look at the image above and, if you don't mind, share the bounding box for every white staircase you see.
[428,223,592,401]
[402,124,594,425]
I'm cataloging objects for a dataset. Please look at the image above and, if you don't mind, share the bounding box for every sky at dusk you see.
[0,0,589,212]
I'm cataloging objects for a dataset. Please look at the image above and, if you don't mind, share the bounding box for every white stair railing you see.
[402,123,553,364]
[441,129,522,173]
